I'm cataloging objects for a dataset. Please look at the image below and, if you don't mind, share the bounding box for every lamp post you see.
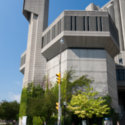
[57,38,64,125]
[63,101,67,125]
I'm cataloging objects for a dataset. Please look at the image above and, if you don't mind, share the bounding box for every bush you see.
[33,117,43,125]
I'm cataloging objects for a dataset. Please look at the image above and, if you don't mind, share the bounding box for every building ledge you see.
[41,31,119,60]
[20,51,26,74]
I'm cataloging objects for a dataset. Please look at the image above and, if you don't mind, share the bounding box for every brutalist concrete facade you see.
[19,0,49,124]
[103,0,125,119]
[20,0,125,122]
[46,48,119,111]
[41,9,120,112]
[20,0,49,87]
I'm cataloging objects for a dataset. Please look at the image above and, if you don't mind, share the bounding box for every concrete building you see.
[20,0,49,87]
[102,0,125,120]
[20,0,125,123]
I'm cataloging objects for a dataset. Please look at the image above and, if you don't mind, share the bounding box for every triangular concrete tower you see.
[20,0,49,87]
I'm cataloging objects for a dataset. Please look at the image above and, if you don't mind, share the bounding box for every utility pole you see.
[56,38,64,125]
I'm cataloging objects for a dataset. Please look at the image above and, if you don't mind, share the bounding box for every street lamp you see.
[63,101,67,125]
[57,38,64,125]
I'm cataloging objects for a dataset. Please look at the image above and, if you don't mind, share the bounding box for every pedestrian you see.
[117,121,120,125]
[12,120,16,125]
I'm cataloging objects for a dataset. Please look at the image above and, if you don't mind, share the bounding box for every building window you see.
[52,26,55,39]
[47,31,50,44]
[96,17,98,31]
[75,16,76,31]
[117,69,125,81]
[100,17,102,31]
[41,37,44,48]
[70,16,72,30]
[87,16,89,31]
[83,16,85,31]
[58,20,61,34]
[119,58,123,64]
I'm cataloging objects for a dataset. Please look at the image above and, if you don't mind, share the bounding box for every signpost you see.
[22,116,27,125]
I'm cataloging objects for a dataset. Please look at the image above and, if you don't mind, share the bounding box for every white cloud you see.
[12,94,21,102]
[15,81,21,86]
[8,92,21,103]
[14,80,23,88]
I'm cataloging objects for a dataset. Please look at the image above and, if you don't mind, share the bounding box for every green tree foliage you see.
[0,101,19,121]
[61,71,92,102]
[27,87,57,121]
[19,88,27,116]
[19,71,113,124]
[33,117,43,125]
[19,84,58,125]
[67,87,110,119]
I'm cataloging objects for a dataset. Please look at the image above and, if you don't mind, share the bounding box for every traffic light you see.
[56,73,61,84]
[56,102,59,110]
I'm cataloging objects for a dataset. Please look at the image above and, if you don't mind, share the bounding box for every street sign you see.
[22,116,27,125]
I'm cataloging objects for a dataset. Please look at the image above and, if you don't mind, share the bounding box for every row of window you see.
[69,16,103,31]
[42,16,106,48]
[42,19,62,48]
[41,15,118,48]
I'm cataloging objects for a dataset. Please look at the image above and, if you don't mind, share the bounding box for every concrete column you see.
[22,0,49,87]
[118,0,125,50]
[114,0,124,51]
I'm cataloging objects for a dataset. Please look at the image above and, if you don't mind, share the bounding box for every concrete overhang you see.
[23,0,31,21]
[23,0,42,21]
[41,31,119,60]
[20,64,25,74]
[19,51,26,74]
[23,10,31,21]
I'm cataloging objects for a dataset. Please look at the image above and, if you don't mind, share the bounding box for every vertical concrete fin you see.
[22,0,49,87]
[114,0,124,51]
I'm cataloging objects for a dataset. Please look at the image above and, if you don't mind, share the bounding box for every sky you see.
[0,0,109,102]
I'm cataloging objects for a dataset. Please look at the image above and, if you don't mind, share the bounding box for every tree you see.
[19,84,58,125]
[0,101,19,121]
[19,71,112,125]
[61,71,92,102]
[67,87,110,119]
[19,87,28,117]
